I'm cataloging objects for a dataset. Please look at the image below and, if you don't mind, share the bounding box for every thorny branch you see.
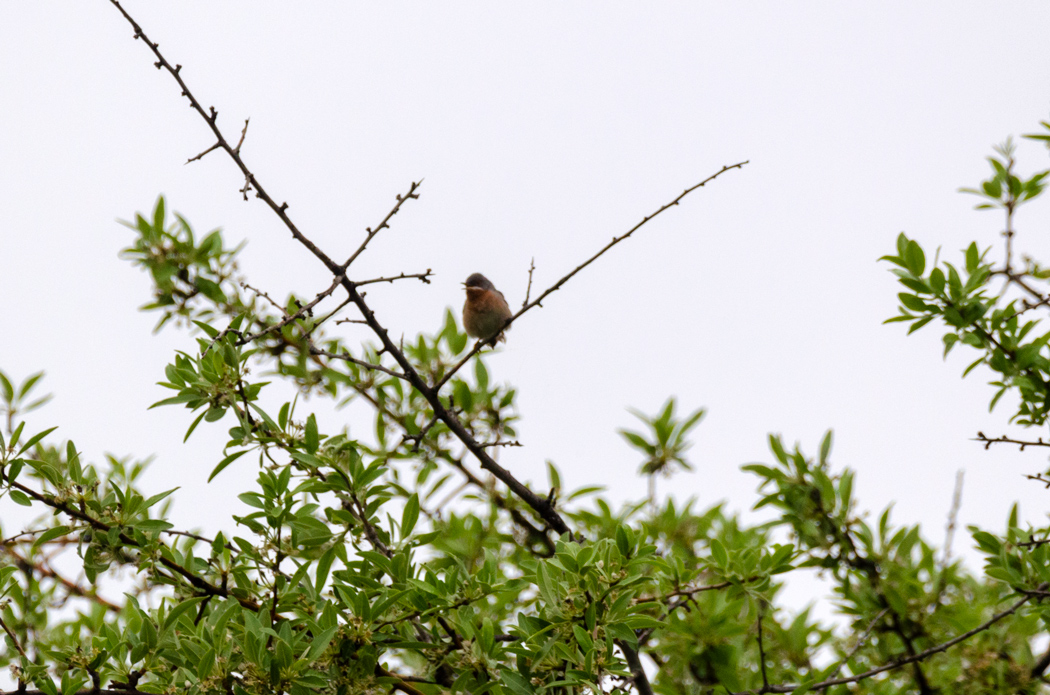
[522,257,536,309]
[309,347,408,381]
[354,270,434,287]
[432,160,748,392]
[342,182,423,269]
[236,275,345,345]
[975,431,1050,450]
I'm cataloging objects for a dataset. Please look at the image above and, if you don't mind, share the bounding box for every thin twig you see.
[634,578,741,604]
[185,141,220,164]
[0,613,26,658]
[479,440,522,449]
[233,117,249,154]
[354,270,433,287]
[941,470,964,568]
[309,347,408,381]
[341,182,423,269]
[1,526,84,546]
[522,257,536,309]
[238,275,345,345]
[1025,472,1050,489]
[974,431,1050,450]
[823,608,889,682]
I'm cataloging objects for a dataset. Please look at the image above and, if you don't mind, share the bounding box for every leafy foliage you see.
[7,98,1050,695]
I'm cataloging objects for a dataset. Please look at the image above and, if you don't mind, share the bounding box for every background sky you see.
[3,3,1050,613]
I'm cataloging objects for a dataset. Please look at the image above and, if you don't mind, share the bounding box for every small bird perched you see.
[462,273,513,344]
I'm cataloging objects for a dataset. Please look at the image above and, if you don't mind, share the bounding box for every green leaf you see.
[819,430,833,464]
[904,240,925,275]
[32,525,71,551]
[17,371,45,399]
[195,277,227,304]
[710,538,728,568]
[9,490,32,507]
[401,494,420,538]
[907,315,934,334]
[501,671,536,695]
[898,293,927,312]
[535,562,558,606]
[152,196,166,233]
[192,320,220,338]
[162,596,208,632]
[16,426,58,456]
[305,414,319,454]
[791,680,816,695]
[315,545,338,595]
[209,450,249,482]
[965,242,979,274]
[143,488,178,510]
[929,267,945,294]
[0,371,13,401]
[615,525,631,557]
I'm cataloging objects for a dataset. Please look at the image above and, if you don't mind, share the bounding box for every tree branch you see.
[974,431,1050,450]
[342,182,423,269]
[354,270,433,287]
[432,161,748,392]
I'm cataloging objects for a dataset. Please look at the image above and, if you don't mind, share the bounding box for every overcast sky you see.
[3,3,1050,606]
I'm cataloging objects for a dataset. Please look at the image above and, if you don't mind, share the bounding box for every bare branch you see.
[354,270,433,287]
[0,613,26,659]
[522,257,536,309]
[433,161,748,392]
[341,181,423,270]
[310,347,408,381]
[234,117,249,154]
[479,439,523,449]
[974,431,1050,450]
[185,141,220,164]
[108,0,347,270]
[237,275,345,345]
[942,469,964,568]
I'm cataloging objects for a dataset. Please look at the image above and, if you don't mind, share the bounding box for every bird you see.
[462,273,513,344]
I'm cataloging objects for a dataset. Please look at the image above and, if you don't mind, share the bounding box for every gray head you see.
[464,273,495,291]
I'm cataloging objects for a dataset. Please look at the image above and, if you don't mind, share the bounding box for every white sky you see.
[3,2,1050,606]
